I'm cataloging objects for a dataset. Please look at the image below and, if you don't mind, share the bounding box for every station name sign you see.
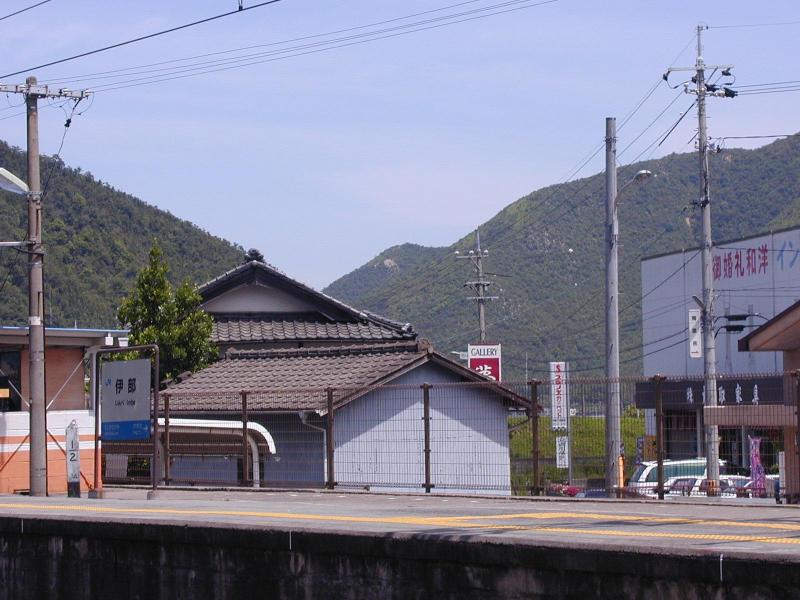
[101,359,152,441]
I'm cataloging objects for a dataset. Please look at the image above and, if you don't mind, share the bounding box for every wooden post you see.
[326,388,335,490]
[422,383,431,493]
[241,391,249,486]
[163,394,170,486]
[528,380,541,495]
[653,375,666,500]
[794,371,800,504]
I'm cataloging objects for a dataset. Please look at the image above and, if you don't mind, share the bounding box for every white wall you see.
[333,362,513,495]
[641,228,800,376]
[202,284,318,314]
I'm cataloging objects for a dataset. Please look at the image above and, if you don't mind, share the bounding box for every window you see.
[0,351,21,412]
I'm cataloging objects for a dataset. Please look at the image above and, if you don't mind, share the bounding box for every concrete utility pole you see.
[605,118,652,496]
[0,77,89,496]
[605,117,621,496]
[455,230,497,343]
[664,25,736,495]
[25,77,46,496]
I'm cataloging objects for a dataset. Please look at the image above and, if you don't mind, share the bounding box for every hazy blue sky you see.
[1,1,798,288]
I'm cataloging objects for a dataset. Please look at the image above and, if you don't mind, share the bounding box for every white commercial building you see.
[641,226,800,376]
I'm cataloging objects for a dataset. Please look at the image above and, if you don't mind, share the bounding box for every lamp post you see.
[0,162,47,497]
[605,116,653,496]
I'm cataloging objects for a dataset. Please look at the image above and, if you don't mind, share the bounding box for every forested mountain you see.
[325,134,800,379]
[0,140,244,328]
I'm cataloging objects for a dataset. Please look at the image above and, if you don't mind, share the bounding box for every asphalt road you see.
[3,489,800,561]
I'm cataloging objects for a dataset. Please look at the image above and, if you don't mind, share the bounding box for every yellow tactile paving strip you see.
[1,502,799,547]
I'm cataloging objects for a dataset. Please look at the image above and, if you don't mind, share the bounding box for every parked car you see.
[627,459,727,497]
[738,475,780,498]
[668,475,748,496]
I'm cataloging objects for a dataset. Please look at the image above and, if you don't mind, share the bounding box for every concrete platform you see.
[1,489,799,598]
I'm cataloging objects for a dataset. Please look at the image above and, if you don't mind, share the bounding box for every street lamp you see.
[0,167,29,194]
[605,117,654,496]
[1,162,47,497]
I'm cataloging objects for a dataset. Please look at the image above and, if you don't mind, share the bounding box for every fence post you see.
[163,394,170,486]
[794,371,800,504]
[422,383,431,493]
[326,387,335,490]
[152,347,160,491]
[241,391,249,487]
[652,374,666,500]
[528,380,541,496]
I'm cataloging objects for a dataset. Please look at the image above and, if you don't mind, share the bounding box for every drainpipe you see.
[298,411,327,484]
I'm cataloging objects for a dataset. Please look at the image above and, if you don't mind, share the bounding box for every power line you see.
[716,134,795,140]
[42,0,536,85]
[735,87,800,96]
[734,80,800,89]
[709,20,800,29]
[0,0,283,79]
[83,0,561,93]
[0,0,52,23]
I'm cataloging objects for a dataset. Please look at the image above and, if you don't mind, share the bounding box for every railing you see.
[101,372,800,501]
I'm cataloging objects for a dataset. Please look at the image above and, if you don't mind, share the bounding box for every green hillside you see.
[0,140,244,328]
[325,134,800,380]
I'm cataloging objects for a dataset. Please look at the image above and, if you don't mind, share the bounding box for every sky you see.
[0,0,798,289]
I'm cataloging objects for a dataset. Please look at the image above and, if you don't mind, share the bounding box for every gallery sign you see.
[468,344,502,381]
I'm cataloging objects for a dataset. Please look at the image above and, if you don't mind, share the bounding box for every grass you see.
[509,413,645,493]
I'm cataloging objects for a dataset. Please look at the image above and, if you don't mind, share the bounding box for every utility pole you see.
[0,77,89,496]
[455,230,497,342]
[605,117,621,496]
[664,26,736,495]
[604,118,653,496]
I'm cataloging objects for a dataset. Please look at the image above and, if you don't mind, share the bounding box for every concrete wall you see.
[0,516,796,600]
[0,410,95,494]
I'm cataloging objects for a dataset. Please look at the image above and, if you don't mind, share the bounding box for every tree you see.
[118,243,216,384]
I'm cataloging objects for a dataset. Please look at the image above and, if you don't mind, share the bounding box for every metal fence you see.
[101,372,800,501]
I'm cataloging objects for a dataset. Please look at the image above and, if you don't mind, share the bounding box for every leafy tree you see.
[117,243,216,384]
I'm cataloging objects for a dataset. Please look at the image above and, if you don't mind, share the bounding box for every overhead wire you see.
[78,0,561,93]
[0,0,284,79]
[42,0,547,86]
[709,20,800,29]
[0,0,52,23]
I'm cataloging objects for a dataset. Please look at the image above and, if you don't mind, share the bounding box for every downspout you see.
[298,411,327,482]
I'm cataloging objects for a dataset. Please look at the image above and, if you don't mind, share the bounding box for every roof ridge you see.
[199,261,416,336]
[227,341,422,361]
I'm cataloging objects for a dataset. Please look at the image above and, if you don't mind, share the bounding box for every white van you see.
[628,459,726,496]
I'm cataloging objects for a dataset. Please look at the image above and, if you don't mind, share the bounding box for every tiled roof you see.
[166,342,429,412]
[211,316,412,344]
[199,261,414,337]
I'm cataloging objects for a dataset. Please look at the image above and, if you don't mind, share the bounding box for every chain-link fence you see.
[101,372,800,501]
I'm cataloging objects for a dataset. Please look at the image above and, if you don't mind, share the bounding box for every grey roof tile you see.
[211,317,410,344]
[166,342,427,412]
